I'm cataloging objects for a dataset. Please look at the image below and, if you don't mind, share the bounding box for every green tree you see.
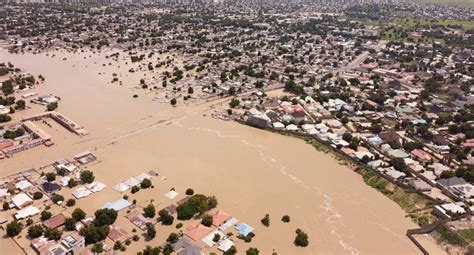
[66,199,76,207]
[94,208,117,226]
[281,215,291,223]
[166,232,179,243]
[294,228,309,247]
[113,240,122,250]
[146,223,156,239]
[80,170,95,184]
[170,98,177,106]
[67,178,77,188]
[229,98,240,108]
[28,224,44,238]
[246,247,260,255]
[15,100,26,110]
[390,158,407,172]
[185,188,194,195]
[51,194,64,203]
[33,192,43,200]
[41,210,52,221]
[46,102,58,111]
[45,172,56,182]
[143,204,156,218]
[56,167,67,176]
[224,246,237,255]
[6,221,23,237]
[3,201,9,210]
[91,243,104,253]
[64,217,76,231]
[44,228,62,240]
[72,208,86,221]
[201,214,213,227]
[80,225,110,244]
[158,209,174,225]
[140,178,152,189]
[162,243,174,255]
[141,246,160,255]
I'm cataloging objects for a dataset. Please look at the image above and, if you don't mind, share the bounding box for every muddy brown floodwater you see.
[0,49,444,254]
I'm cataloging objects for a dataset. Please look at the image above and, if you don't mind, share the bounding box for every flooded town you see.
[0,0,473,255]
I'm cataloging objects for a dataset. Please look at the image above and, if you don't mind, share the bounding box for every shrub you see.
[281,215,290,223]
[140,178,152,189]
[131,186,140,194]
[67,179,77,188]
[66,199,76,207]
[246,247,259,255]
[261,214,270,227]
[185,188,194,195]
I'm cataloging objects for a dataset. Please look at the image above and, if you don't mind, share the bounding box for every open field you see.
[411,0,474,8]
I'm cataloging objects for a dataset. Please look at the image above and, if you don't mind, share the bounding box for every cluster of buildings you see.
[0,111,88,159]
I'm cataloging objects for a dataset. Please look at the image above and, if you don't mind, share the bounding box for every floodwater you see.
[0,49,442,254]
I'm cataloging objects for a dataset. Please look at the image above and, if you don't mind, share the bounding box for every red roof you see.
[463,142,474,148]
[208,210,231,227]
[108,225,130,243]
[184,224,213,241]
[0,140,14,150]
[43,213,66,229]
[411,149,432,161]
[281,104,303,114]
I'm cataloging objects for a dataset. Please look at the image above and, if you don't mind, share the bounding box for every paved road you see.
[336,40,387,74]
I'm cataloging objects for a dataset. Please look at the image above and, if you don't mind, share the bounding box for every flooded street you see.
[0,49,435,254]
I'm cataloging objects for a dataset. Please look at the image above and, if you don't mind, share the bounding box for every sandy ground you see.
[0,49,446,254]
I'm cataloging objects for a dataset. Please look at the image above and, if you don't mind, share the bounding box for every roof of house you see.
[171,237,201,255]
[12,193,33,208]
[217,238,234,252]
[108,225,130,243]
[438,177,467,187]
[184,224,213,241]
[42,182,61,193]
[15,180,32,191]
[378,131,400,142]
[113,183,130,192]
[208,210,232,227]
[411,149,432,161]
[43,213,66,229]
[15,205,40,219]
[235,223,254,236]
[102,198,131,211]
